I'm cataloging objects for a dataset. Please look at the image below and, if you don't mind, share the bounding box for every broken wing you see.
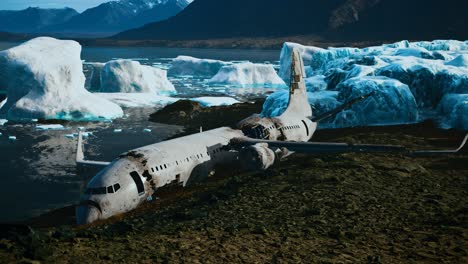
[230,134,468,156]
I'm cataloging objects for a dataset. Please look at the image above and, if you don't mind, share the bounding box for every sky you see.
[0,0,111,12]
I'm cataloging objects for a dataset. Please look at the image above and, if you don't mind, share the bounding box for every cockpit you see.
[85,183,121,195]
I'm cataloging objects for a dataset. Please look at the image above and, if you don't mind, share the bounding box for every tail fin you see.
[280,49,312,118]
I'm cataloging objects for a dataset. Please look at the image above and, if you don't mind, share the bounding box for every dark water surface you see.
[0,42,280,222]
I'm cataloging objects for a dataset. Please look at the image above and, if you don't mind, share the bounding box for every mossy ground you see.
[1,102,466,263]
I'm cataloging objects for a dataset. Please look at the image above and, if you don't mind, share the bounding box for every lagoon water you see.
[0,42,280,222]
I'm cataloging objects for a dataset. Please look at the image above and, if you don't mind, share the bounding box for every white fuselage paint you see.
[76,127,245,224]
[77,49,318,224]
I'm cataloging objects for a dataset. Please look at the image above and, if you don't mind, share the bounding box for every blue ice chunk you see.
[332,77,418,127]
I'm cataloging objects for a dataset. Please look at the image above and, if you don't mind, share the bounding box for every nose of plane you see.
[76,201,102,225]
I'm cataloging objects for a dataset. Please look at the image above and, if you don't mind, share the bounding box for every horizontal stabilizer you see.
[76,131,111,167]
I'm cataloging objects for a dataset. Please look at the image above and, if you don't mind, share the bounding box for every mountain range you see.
[0,7,78,33]
[48,0,191,35]
[115,0,468,41]
[0,0,191,36]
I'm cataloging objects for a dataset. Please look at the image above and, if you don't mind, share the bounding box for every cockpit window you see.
[85,183,121,195]
[85,187,107,195]
[130,171,145,195]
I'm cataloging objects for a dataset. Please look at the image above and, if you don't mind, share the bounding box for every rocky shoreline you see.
[0,101,467,263]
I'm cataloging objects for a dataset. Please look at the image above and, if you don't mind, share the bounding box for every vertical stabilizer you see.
[280,49,312,118]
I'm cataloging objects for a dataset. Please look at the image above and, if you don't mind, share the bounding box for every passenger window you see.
[164,164,167,169]
[107,186,114,193]
[114,183,120,192]
[130,171,145,194]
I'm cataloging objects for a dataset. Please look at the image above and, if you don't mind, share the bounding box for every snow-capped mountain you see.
[45,0,192,35]
[0,7,79,33]
[115,0,467,41]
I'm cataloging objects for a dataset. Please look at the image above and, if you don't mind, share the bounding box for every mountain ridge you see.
[114,0,468,41]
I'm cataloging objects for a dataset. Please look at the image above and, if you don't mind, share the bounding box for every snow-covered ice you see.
[0,37,123,121]
[36,124,66,131]
[261,90,340,119]
[97,93,179,108]
[190,97,240,107]
[0,119,7,126]
[208,62,287,88]
[439,94,468,130]
[143,128,152,133]
[445,54,468,67]
[100,59,175,94]
[332,77,418,127]
[168,56,230,77]
[114,129,123,133]
[8,136,16,140]
[305,75,328,92]
[64,134,75,139]
[276,40,468,128]
[97,93,240,108]
[83,62,105,91]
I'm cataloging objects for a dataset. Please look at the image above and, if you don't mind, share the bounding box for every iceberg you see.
[438,94,468,130]
[0,37,123,121]
[190,97,240,107]
[277,40,468,128]
[0,119,7,126]
[208,62,287,88]
[36,124,66,131]
[261,90,340,119]
[279,40,468,82]
[445,54,468,67]
[376,56,468,107]
[305,75,328,92]
[83,62,105,91]
[8,136,16,140]
[168,56,230,77]
[97,93,240,108]
[332,77,418,127]
[96,93,179,108]
[100,59,175,94]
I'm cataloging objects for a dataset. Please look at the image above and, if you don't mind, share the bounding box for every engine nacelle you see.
[239,143,276,171]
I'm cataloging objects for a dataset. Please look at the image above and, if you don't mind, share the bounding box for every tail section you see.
[280,49,312,118]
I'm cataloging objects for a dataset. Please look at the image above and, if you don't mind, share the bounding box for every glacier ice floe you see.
[261,90,340,119]
[190,97,240,107]
[332,77,418,127]
[276,40,468,129]
[97,93,240,108]
[36,124,66,131]
[438,94,468,130]
[208,62,287,88]
[100,59,176,94]
[168,56,230,77]
[0,37,123,121]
